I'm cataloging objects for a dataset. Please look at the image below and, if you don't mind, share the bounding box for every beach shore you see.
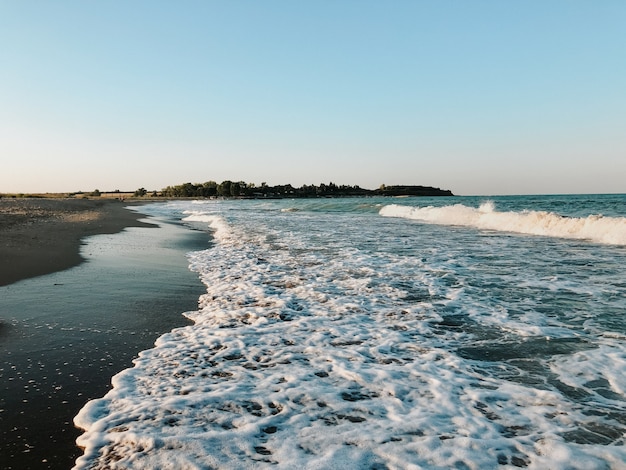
[0,197,154,287]
[0,199,208,469]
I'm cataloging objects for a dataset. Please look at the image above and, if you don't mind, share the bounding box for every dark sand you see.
[0,199,208,469]
[0,198,154,287]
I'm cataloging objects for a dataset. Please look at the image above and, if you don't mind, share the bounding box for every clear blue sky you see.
[1,1,624,195]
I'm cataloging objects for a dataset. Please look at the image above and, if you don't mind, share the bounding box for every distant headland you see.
[1,182,454,200]
[142,181,453,199]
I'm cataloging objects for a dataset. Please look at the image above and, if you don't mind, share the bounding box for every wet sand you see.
[0,197,154,287]
[0,199,208,469]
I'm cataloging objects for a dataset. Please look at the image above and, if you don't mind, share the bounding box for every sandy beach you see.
[0,197,155,287]
[0,198,208,469]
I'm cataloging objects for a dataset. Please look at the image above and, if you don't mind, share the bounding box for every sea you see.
[73,194,626,469]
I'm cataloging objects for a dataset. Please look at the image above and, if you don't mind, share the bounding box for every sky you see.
[1,1,625,196]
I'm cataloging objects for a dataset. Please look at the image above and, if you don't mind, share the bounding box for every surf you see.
[379,201,626,245]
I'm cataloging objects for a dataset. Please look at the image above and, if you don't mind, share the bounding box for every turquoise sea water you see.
[75,194,626,469]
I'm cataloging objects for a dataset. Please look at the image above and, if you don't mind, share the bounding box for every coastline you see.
[0,201,208,469]
[0,198,154,287]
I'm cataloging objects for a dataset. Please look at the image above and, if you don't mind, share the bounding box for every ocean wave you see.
[73,199,626,469]
[379,202,626,245]
[182,212,232,243]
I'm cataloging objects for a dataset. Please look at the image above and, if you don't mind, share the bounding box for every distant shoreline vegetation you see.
[156,181,454,199]
[0,182,454,199]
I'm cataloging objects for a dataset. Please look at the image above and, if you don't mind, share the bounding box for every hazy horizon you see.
[1,1,624,196]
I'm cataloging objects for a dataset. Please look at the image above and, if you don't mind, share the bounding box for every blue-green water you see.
[75,195,626,469]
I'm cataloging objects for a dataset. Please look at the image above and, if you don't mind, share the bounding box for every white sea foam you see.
[379,202,626,245]
[74,199,626,469]
[182,212,232,243]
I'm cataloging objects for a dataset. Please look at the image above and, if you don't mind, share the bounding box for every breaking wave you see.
[380,202,626,245]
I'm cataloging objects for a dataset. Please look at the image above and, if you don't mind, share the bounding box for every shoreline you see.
[0,201,209,469]
[0,198,155,287]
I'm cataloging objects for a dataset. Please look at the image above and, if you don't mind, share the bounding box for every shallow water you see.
[0,217,207,469]
[74,195,626,469]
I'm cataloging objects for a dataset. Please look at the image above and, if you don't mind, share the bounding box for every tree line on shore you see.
[1,182,453,199]
[153,181,453,198]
